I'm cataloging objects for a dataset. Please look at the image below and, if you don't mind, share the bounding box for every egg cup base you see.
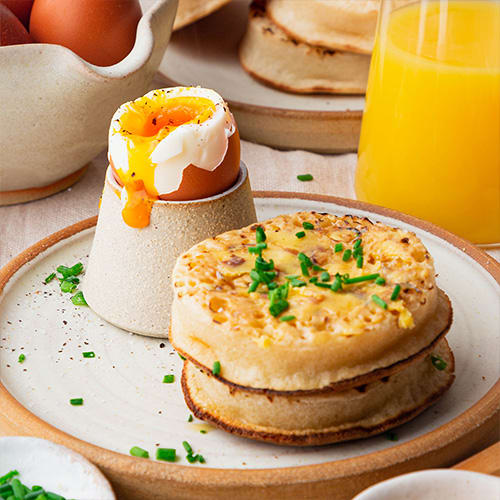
[83,163,257,338]
[0,165,88,207]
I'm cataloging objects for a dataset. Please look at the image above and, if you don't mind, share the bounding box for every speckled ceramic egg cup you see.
[83,164,256,338]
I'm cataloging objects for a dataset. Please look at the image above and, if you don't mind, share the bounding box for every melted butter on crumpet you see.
[173,213,436,346]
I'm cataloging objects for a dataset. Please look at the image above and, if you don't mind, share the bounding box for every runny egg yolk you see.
[112,95,217,229]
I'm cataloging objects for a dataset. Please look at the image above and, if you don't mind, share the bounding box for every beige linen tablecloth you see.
[0,142,357,267]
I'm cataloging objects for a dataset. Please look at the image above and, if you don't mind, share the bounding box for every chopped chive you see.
[212,361,221,376]
[0,484,13,495]
[248,243,267,255]
[188,414,193,422]
[300,261,310,277]
[11,479,24,499]
[200,430,207,434]
[334,243,343,253]
[130,446,149,458]
[298,252,313,267]
[248,281,259,293]
[356,255,363,268]
[44,273,56,284]
[280,315,296,322]
[285,275,299,280]
[259,270,277,284]
[343,273,379,284]
[314,282,331,289]
[255,226,266,243]
[60,280,76,293]
[320,271,330,282]
[255,257,274,271]
[178,352,186,361]
[71,291,88,306]
[342,249,352,262]
[302,222,314,230]
[269,299,289,317]
[0,470,18,484]
[430,354,447,371]
[82,351,95,358]
[25,489,45,500]
[390,284,401,301]
[187,453,205,464]
[371,294,388,309]
[297,174,313,181]
[46,491,66,500]
[59,275,80,285]
[267,282,278,290]
[18,354,25,364]
[57,262,83,278]
[268,287,279,303]
[182,441,193,454]
[249,270,262,283]
[312,265,326,272]
[353,242,363,254]
[385,431,398,442]
[163,374,175,384]
[156,448,176,462]
[375,277,386,286]
[331,276,343,292]
[69,398,83,406]
[295,231,306,239]
[353,239,362,249]
[309,277,318,284]
[29,493,48,500]
[290,279,306,287]
[1,486,14,497]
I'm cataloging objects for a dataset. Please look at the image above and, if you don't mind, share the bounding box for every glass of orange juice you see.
[355,0,500,245]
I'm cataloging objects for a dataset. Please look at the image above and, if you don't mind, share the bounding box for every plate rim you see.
[159,73,365,120]
[0,191,498,494]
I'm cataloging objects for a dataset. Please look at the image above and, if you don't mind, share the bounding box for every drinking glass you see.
[355,0,500,245]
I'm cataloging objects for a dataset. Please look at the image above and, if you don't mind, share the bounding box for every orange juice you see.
[356,1,500,244]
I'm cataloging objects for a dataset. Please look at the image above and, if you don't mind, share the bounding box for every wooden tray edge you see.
[0,193,498,500]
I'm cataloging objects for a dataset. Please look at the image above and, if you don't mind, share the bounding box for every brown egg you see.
[0,3,32,46]
[29,0,142,66]
[159,129,241,201]
[0,0,34,27]
[110,128,241,200]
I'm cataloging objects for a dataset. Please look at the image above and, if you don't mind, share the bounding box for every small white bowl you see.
[353,469,500,500]
[0,436,115,499]
[0,0,177,205]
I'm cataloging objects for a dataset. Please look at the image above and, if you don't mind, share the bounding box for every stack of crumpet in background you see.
[239,0,381,94]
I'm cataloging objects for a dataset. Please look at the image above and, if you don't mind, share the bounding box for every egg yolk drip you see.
[112,95,216,228]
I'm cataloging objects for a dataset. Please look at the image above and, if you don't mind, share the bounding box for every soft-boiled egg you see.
[108,87,240,228]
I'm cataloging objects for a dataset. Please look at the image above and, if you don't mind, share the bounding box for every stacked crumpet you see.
[170,213,455,445]
[239,0,379,94]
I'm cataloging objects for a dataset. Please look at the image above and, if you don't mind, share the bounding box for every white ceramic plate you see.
[0,195,498,499]
[353,469,500,500]
[158,0,364,153]
[0,437,115,499]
